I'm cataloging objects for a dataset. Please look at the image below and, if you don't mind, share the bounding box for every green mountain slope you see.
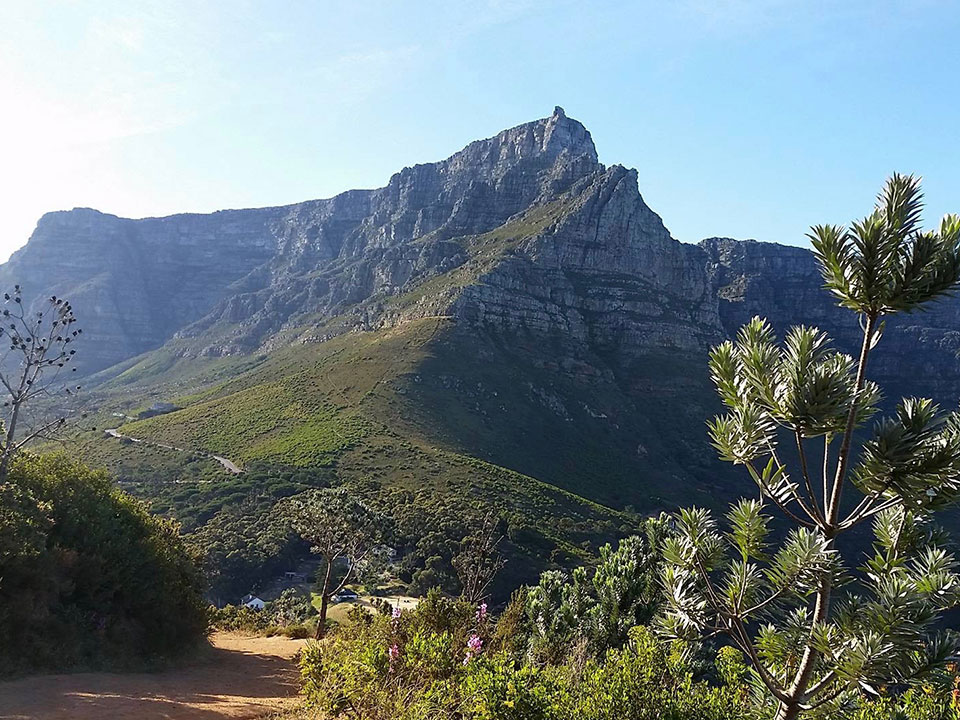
[21,109,960,598]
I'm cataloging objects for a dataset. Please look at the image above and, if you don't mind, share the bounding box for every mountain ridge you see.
[3,107,607,372]
[8,109,960,538]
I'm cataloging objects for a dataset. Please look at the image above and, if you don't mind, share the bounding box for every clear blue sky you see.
[1,1,958,260]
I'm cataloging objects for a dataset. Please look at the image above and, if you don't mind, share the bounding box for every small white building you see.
[331,588,359,603]
[241,594,266,610]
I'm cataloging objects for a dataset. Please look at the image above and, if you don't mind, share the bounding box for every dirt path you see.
[104,428,243,474]
[0,633,306,720]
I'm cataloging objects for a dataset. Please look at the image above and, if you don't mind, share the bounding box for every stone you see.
[3,107,959,411]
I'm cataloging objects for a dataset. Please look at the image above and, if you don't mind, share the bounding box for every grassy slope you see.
[69,199,749,583]
[116,320,630,510]
[97,307,741,525]
[81,318,638,586]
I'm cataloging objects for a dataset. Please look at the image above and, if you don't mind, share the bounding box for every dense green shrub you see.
[461,659,563,720]
[209,603,273,633]
[0,453,208,673]
[300,585,960,720]
[525,520,667,662]
[850,689,959,720]
[278,624,312,639]
[299,595,751,720]
[563,628,750,720]
[210,589,316,635]
[489,588,529,661]
[0,480,48,559]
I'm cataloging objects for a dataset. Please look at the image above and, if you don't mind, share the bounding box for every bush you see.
[565,628,750,720]
[210,604,272,633]
[461,659,563,720]
[489,587,529,661]
[849,688,960,720]
[0,453,208,673]
[281,624,312,639]
[299,596,751,720]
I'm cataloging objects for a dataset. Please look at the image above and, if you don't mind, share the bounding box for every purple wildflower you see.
[391,605,402,631]
[463,633,483,665]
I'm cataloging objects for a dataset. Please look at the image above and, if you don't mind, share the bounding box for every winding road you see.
[104,428,242,474]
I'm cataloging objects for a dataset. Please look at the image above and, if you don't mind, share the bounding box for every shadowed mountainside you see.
[9,108,960,561]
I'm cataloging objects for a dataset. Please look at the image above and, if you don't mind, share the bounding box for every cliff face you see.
[0,207,282,372]
[453,165,722,358]
[179,106,605,354]
[701,237,960,403]
[4,107,960,417]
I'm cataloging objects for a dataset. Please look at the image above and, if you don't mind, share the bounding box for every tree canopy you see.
[661,175,960,720]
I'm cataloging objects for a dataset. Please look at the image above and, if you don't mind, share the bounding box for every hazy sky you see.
[1,1,958,261]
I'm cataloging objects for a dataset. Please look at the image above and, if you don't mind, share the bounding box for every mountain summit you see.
[5,109,960,519]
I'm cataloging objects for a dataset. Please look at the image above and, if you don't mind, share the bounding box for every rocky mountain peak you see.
[385,107,600,197]
[8,108,960,403]
[541,105,597,162]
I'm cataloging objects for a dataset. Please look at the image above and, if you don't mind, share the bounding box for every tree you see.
[452,511,506,604]
[281,487,384,638]
[0,287,82,482]
[660,174,960,720]
[586,516,668,651]
[269,587,315,626]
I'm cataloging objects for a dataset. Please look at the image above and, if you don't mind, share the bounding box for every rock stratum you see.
[7,107,960,515]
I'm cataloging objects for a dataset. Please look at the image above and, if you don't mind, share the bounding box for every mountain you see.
[8,108,960,566]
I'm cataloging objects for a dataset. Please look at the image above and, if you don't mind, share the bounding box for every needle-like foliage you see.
[661,176,960,720]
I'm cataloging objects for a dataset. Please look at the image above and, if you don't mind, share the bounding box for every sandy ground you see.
[0,632,307,720]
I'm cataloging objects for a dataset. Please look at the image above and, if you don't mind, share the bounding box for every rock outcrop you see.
[4,106,959,415]
[0,207,282,372]
[701,237,960,402]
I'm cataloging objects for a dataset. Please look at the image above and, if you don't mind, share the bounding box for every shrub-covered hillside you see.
[0,454,208,674]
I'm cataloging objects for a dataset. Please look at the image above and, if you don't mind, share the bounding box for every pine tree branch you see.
[839,484,898,530]
[801,670,837,703]
[827,312,877,527]
[729,614,791,703]
[691,551,790,703]
[765,446,823,527]
[795,429,825,525]
[822,434,832,513]
[746,460,816,528]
